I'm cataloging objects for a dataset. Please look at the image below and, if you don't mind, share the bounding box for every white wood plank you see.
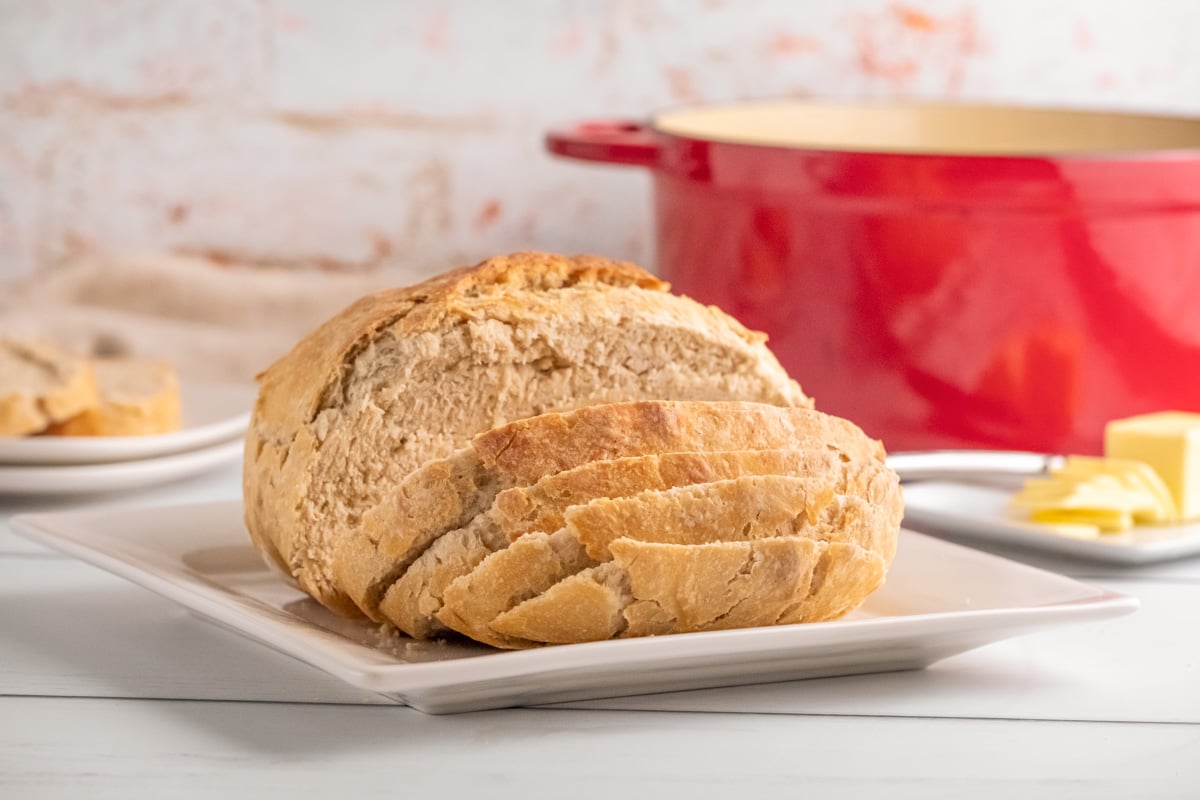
[0,696,1195,800]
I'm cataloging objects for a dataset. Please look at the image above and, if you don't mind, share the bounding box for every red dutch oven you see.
[546,100,1200,454]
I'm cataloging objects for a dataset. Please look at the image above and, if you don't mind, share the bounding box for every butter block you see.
[1105,412,1200,521]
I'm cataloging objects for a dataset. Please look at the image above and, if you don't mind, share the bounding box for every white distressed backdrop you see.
[1,0,1198,377]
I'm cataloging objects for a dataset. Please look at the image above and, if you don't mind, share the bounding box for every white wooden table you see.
[3,463,1199,799]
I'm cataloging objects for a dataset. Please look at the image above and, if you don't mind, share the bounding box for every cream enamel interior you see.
[653,101,1200,156]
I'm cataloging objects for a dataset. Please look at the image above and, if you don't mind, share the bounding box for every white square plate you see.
[12,501,1136,714]
[903,481,1200,565]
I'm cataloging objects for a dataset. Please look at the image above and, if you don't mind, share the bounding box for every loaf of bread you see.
[0,338,98,436]
[243,252,812,616]
[44,358,181,437]
[243,251,903,648]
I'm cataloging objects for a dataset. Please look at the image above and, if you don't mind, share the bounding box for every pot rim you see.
[646,97,1200,162]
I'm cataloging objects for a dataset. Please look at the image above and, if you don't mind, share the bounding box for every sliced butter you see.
[1052,456,1176,523]
[1105,411,1200,521]
[1011,455,1176,533]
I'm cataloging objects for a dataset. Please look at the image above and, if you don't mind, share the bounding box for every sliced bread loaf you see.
[0,338,97,436]
[244,253,812,616]
[44,357,181,436]
[380,448,846,642]
[436,468,900,648]
[334,402,876,621]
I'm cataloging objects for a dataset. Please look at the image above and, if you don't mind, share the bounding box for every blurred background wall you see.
[2,0,1199,377]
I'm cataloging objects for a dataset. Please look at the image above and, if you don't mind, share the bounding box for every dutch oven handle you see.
[545,119,660,169]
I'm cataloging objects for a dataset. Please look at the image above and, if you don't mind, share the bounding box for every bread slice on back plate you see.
[44,358,181,437]
[334,402,880,622]
[243,252,812,616]
[437,468,900,649]
[0,338,97,436]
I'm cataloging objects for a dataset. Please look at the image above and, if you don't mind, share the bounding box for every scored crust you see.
[244,253,811,616]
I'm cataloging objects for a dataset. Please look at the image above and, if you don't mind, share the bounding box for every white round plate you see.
[0,438,243,496]
[903,481,1200,565]
[0,380,254,466]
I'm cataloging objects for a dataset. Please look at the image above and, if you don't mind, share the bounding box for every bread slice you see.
[374,514,508,640]
[331,449,500,622]
[486,538,886,646]
[567,470,899,561]
[0,338,97,436]
[437,466,901,649]
[44,358,181,436]
[422,527,595,647]
[335,403,879,621]
[491,562,633,645]
[491,537,828,644]
[244,253,812,616]
[493,448,847,541]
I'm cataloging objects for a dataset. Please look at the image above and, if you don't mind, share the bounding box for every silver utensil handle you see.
[885,450,1065,483]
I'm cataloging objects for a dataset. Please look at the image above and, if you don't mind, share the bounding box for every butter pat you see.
[1105,412,1200,521]
[1011,456,1176,532]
